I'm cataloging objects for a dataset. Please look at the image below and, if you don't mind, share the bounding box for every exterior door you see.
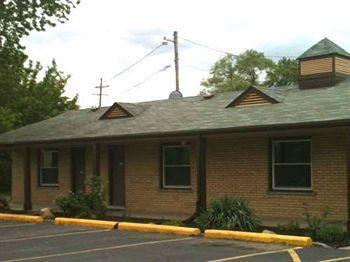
[71,147,86,193]
[108,145,125,207]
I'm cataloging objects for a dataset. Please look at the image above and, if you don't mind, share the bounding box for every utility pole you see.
[164,31,180,92]
[94,78,109,108]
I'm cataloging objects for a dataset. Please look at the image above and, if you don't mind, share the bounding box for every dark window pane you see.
[274,165,311,188]
[274,141,310,163]
[41,168,58,185]
[164,147,190,165]
[42,150,58,167]
[164,166,191,187]
[51,152,58,167]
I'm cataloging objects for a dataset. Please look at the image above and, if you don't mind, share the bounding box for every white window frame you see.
[40,149,59,187]
[272,139,312,191]
[162,145,192,189]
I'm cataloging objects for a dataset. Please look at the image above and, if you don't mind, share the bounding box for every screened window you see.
[272,140,312,191]
[40,149,58,186]
[163,145,191,188]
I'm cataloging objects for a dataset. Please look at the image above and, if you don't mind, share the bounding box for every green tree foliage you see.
[201,50,298,93]
[0,0,80,48]
[264,58,298,87]
[235,50,274,85]
[0,0,80,192]
[15,60,78,127]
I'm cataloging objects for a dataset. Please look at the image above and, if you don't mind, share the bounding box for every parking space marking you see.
[288,248,301,262]
[207,247,303,262]
[0,229,110,243]
[320,257,350,262]
[3,237,193,262]
[0,223,36,229]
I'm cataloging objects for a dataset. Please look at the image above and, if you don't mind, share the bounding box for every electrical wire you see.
[180,37,297,58]
[123,65,171,93]
[109,43,165,81]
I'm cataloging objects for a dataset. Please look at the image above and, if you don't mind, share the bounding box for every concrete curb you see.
[205,229,313,247]
[55,217,118,229]
[0,213,43,223]
[118,222,201,236]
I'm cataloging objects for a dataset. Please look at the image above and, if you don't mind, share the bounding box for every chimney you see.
[298,38,350,89]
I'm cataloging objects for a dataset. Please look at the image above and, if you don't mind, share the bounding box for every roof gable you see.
[100,103,133,119]
[298,38,350,59]
[226,86,279,108]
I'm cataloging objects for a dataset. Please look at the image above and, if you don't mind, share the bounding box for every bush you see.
[315,225,345,244]
[303,204,330,238]
[0,197,9,211]
[55,176,106,219]
[194,196,260,231]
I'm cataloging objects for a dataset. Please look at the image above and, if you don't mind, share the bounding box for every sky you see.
[23,0,350,108]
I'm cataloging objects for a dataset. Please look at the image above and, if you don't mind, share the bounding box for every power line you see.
[181,37,234,56]
[180,37,298,58]
[184,64,210,72]
[123,65,171,93]
[109,43,166,81]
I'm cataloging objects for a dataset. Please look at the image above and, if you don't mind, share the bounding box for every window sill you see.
[159,187,193,193]
[268,190,316,196]
[37,185,59,189]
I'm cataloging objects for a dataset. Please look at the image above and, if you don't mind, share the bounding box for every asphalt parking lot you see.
[0,220,350,261]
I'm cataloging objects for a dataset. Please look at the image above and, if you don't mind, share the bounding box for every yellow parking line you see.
[208,247,303,262]
[3,237,193,262]
[288,248,301,262]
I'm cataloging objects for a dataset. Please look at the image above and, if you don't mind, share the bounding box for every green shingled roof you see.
[298,38,350,59]
[0,80,350,146]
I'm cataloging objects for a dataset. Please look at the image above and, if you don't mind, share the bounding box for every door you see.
[71,147,86,193]
[108,145,125,207]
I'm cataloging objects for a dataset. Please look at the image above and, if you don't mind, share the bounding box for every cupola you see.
[298,38,350,89]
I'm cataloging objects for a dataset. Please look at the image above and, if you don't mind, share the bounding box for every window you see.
[40,149,59,186]
[162,145,191,188]
[272,139,312,191]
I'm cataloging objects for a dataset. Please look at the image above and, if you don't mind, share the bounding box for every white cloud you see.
[23,0,350,108]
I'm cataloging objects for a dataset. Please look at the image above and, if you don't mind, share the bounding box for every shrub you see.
[55,176,106,219]
[0,197,9,211]
[303,204,330,238]
[194,196,260,231]
[315,225,345,244]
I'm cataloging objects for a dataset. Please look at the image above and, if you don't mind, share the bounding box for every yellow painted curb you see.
[55,217,117,229]
[118,222,201,236]
[0,213,43,223]
[204,230,313,247]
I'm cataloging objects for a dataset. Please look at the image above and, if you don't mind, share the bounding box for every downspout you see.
[183,135,207,223]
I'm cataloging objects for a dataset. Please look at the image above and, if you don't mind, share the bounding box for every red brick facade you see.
[10,129,350,225]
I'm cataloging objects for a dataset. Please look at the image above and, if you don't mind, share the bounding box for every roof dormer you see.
[226,86,279,108]
[298,38,350,89]
[100,102,133,119]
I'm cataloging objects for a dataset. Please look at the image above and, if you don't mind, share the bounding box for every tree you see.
[16,60,79,127]
[264,58,298,87]
[201,55,250,93]
[201,50,274,93]
[234,50,274,85]
[201,50,298,93]
[0,0,80,193]
[0,0,80,49]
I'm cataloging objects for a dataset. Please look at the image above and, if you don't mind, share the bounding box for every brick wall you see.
[11,149,25,208]
[30,147,72,209]
[206,131,349,223]
[124,140,197,218]
[10,130,349,223]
